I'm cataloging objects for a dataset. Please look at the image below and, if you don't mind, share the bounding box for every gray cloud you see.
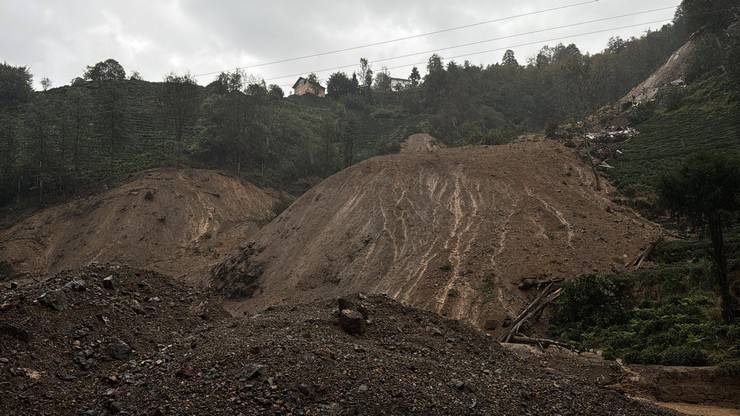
[0,0,679,90]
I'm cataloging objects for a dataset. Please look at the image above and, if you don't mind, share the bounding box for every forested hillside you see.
[0,9,731,212]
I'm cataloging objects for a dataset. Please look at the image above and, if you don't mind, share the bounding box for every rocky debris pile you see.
[1,267,675,415]
[584,127,639,144]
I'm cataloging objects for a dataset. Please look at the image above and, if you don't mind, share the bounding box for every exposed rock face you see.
[0,168,277,286]
[214,140,660,331]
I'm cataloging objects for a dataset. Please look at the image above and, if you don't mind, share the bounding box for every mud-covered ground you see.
[0,168,276,286]
[0,265,676,415]
[215,139,660,333]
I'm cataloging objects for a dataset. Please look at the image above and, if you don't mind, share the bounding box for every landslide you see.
[0,265,676,415]
[214,139,660,331]
[0,168,276,285]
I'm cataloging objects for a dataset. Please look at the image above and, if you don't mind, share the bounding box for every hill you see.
[0,265,676,415]
[213,139,660,331]
[0,168,276,284]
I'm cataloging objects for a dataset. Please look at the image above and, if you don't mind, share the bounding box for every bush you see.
[550,266,740,367]
[656,85,687,111]
[626,101,656,124]
[551,275,630,328]
[686,36,725,82]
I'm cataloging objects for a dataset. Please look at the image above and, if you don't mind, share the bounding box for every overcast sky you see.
[1,0,679,90]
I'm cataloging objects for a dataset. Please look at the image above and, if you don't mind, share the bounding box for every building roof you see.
[293,77,325,90]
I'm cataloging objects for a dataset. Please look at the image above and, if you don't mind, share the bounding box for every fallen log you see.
[507,336,578,351]
[629,234,664,270]
[501,283,554,342]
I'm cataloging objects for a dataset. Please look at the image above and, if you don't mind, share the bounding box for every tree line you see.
[1,0,737,209]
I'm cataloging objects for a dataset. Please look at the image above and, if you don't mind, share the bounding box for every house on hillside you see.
[390,77,411,91]
[292,77,326,97]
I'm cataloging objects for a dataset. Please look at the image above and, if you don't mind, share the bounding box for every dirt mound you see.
[0,266,675,415]
[0,168,276,285]
[213,140,660,331]
[401,133,443,153]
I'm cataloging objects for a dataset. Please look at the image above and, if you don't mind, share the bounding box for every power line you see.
[260,18,675,83]
[370,6,678,66]
[192,0,603,77]
[0,16,679,114]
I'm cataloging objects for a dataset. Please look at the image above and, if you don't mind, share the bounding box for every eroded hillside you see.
[214,139,660,330]
[0,168,276,284]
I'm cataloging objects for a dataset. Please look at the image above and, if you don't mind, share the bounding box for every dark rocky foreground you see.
[0,266,676,415]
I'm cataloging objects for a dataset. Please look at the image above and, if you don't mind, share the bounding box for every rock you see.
[339,309,366,335]
[0,358,9,364]
[102,275,116,289]
[130,300,146,315]
[427,326,444,336]
[38,289,68,311]
[64,279,86,291]
[358,384,369,393]
[176,364,194,379]
[10,367,41,380]
[518,278,538,290]
[450,379,465,390]
[240,364,263,381]
[484,320,498,331]
[0,323,31,342]
[10,282,18,289]
[106,338,132,361]
[74,351,96,370]
[337,297,356,312]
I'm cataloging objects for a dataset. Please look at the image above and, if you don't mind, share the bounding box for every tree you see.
[658,153,740,323]
[267,84,284,100]
[83,59,126,81]
[373,68,392,93]
[676,0,738,34]
[161,72,199,160]
[728,22,740,88]
[64,87,92,177]
[327,71,358,97]
[359,58,373,98]
[409,67,421,86]
[0,62,33,108]
[41,77,52,91]
[129,71,143,81]
[502,49,519,66]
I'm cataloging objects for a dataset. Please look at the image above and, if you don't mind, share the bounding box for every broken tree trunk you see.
[629,234,664,271]
[508,336,577,351]
[501,284,562,343]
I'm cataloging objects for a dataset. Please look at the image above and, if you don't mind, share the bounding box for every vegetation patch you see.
[550,235,740,367]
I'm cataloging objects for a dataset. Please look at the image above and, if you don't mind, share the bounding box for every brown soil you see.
[213,140,660,333]
[0,266,677,415]
[0,168,276,286]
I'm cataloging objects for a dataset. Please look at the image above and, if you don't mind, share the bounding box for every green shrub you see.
[551,275,630,328]
[626,101,656,124]
[549,265,740,367]
[656,85,687,111]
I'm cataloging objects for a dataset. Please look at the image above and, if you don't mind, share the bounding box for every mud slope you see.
[619,39,694,105]
[0,168,276,284]
[214,140,660,328]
